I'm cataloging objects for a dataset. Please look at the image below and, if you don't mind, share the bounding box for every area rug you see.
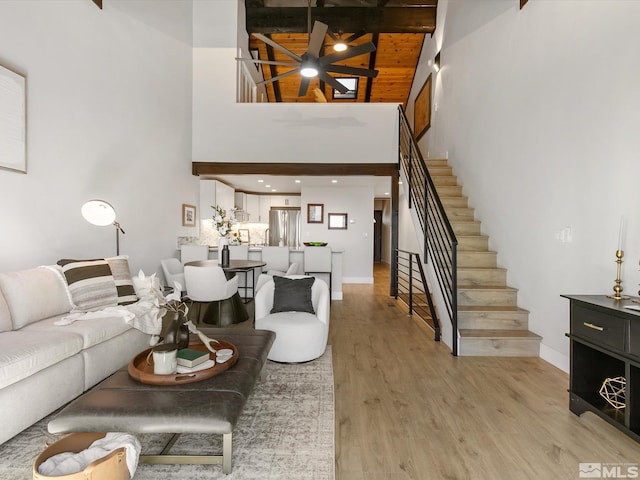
[0,347,335,480]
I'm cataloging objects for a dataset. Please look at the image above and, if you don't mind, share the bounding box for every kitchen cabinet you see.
[199,180,234,219]
[234,193,262,223]
[269,196,301,208]
[563,294,640,443]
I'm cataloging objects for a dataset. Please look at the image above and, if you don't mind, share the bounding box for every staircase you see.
[426,158,541,356]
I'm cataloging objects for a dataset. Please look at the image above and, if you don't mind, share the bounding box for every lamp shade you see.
[81,200,116,226]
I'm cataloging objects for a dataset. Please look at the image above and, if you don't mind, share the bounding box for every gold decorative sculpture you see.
[599,376,626,410]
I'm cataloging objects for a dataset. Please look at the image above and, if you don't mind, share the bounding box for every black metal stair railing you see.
[397,106,459,355]
[396,249,440,341]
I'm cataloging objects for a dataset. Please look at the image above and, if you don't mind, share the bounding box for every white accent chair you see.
[304,246,332,293]
[160,258,185,291]
[180,244,209,265]
[184,265,239,325]
[254,275,330,363]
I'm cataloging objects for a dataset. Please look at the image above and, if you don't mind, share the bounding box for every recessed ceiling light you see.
[258,179,264,183]
[295,180,301,183]
[385,192,390,195]
[331,180,338,184]
[265,184,271,188]
[272,189,277,192]
[398,181,403,185]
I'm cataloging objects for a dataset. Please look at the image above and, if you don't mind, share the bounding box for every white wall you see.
[301,186,374,283]
[0,0,195,275]
[407,0,640,370]
[192,44,399,164]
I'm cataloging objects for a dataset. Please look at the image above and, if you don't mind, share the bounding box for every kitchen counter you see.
[201,246,343,300]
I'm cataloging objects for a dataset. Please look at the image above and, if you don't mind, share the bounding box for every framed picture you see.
[0,64,26,173]
[182,204,196,227]
[238,229,250,244]
[307,203,324,223]
[328,213,348,230]
[414,73,432,141]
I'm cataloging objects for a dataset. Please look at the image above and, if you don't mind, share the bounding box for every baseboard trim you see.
[539,343,569,373]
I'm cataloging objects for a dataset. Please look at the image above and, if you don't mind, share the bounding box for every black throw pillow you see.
[271,276,316,314]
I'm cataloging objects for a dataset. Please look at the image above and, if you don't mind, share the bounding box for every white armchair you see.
[255,275,330,363]
[160,258,185,291]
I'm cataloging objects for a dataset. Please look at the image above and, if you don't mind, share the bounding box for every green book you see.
[177,348,209,367]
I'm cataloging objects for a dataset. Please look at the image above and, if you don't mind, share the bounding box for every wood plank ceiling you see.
[245,0,437,105]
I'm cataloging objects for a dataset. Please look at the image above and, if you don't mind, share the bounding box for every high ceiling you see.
[245,0,437,104]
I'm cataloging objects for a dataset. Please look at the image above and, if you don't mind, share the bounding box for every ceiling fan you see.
[239,3,378,97]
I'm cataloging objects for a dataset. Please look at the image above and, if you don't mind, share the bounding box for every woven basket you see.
[33,432,130,480]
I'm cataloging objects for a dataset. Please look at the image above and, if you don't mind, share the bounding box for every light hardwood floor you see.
[330,264,640,480]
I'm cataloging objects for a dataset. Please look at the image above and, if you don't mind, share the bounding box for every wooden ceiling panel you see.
[246,3,431,103]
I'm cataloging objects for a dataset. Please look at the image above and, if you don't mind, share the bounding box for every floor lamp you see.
[81,200,125,256]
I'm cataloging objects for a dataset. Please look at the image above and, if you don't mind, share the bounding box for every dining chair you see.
[304,246,332,293]
[180,244,209,265]
[184,265,240,325]
[261,246,290,276]
[228,245,249,260]
[160,258,185,292]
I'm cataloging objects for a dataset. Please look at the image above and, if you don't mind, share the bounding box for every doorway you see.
[373,210,383,263]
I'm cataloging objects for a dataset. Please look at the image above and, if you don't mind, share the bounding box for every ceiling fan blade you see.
[236,57,299,68]
[318,42,376,66]
[318,71,349,94]
[298,77,312,97]
[257,68,301,86]
[345,31,367,43]
[307,21,328,58]
[253,33,303,62]
[324,64,379,78]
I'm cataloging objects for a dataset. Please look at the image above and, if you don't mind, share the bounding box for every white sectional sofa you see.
[0,260,156,445]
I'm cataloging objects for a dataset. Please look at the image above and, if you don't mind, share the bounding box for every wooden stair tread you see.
[458,305,529,313]
[457,266,507,272]
[459,329,541,339]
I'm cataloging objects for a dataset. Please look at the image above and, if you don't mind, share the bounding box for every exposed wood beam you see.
[520,0,529,8]
[192,162,398,177]
[265,39,281,103]
[92,0,102,9]
[364,33,379,102]
[246,7,436,34]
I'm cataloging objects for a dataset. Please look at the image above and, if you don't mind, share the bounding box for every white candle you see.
[617,215,625,251]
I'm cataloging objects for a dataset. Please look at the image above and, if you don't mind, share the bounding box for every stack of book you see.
[176,348,213,373]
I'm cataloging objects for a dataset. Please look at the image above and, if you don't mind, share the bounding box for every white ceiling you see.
[204,174,394,198]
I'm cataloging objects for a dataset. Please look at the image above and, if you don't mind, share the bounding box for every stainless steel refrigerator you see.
[268,207,301,248]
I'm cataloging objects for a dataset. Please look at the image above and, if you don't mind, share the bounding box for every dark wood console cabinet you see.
[563,294,640,443]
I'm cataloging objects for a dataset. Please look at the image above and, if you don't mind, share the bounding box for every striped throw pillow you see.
[106,256,138,305]
[59,260,118,312]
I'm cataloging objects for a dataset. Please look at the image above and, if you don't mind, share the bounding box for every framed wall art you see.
[0,64,26,173]
[307,203,324,223]
[328,213,348,230]
[414,73,432,141]
[238,229,250,244]
[182,204,196,227]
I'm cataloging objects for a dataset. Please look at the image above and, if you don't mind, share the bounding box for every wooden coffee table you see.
[47,329,275,474]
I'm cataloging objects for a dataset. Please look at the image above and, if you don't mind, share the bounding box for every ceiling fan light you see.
[301,66,318,78]
[333,42,347,52]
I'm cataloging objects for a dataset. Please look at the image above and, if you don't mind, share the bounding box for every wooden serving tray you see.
[128,339,238,385]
